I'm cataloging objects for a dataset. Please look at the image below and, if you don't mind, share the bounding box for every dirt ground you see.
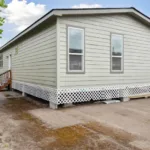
[0,91,150,150]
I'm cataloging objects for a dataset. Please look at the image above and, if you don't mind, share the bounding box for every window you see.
[68,27,84,73]
[111,34,124,72]
[0,53,3,68]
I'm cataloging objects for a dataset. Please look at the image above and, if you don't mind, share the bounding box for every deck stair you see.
[0,70,12,91]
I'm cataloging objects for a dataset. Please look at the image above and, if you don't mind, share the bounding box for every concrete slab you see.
[2,91,144,150]
[29,109,86,129]
[29,99,150,142]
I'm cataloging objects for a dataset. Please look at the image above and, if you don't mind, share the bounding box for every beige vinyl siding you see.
[58,14,150,87]
[0,23,57,87]
[0,50,10,73]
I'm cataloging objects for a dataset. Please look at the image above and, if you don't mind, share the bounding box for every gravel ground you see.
[0,91,149,150]
[0,92,42,150]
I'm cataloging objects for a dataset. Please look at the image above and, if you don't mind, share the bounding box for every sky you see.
[0,0,150,47]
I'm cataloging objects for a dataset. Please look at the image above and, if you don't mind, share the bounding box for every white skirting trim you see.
[12,81,150,105]
[12,80,57,104]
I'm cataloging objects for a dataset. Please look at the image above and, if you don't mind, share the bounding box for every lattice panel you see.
[57,84,150,104]
[12,81,150,105]
[12,80,57,104]
[12,81,23,91]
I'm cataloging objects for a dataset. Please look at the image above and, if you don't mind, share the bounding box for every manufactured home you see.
[0,7,150,109]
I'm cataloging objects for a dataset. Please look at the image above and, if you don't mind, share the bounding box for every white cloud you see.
[3,0,47,32]
[72,4,102,8]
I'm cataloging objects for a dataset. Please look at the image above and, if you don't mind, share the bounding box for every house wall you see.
[58,14,150,88]
[0,23,57,88]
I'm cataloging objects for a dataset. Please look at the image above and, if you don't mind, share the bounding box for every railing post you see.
[10,70,12,89]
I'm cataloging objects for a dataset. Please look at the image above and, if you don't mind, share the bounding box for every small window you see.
[111,34,124,72]
[0,53,3,68]
[68,27,84,73]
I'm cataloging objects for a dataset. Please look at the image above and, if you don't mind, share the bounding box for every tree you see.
[0,0,7,38]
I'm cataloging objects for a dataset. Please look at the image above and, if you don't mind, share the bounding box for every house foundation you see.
[12,80,150,109]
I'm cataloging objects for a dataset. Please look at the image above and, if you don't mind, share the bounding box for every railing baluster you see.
[0,70,11,90]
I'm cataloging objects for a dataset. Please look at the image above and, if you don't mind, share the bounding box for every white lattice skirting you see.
[12,80,57,104]
[57,84,150,104]
[12,80,150,105]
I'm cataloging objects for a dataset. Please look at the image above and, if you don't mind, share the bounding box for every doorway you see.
[8,55,12,70]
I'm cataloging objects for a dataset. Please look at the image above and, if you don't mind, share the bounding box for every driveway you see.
[1,91,150,150]
[30,99,150,150]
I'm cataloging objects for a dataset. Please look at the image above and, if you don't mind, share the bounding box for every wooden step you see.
[129,94,150,100]
[0,70,11,91]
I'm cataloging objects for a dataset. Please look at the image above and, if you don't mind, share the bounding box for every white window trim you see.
[67,26,85,73]
[111,34,124,73]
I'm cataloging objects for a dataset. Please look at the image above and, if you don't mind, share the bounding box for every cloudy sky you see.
[0,0,150,46]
